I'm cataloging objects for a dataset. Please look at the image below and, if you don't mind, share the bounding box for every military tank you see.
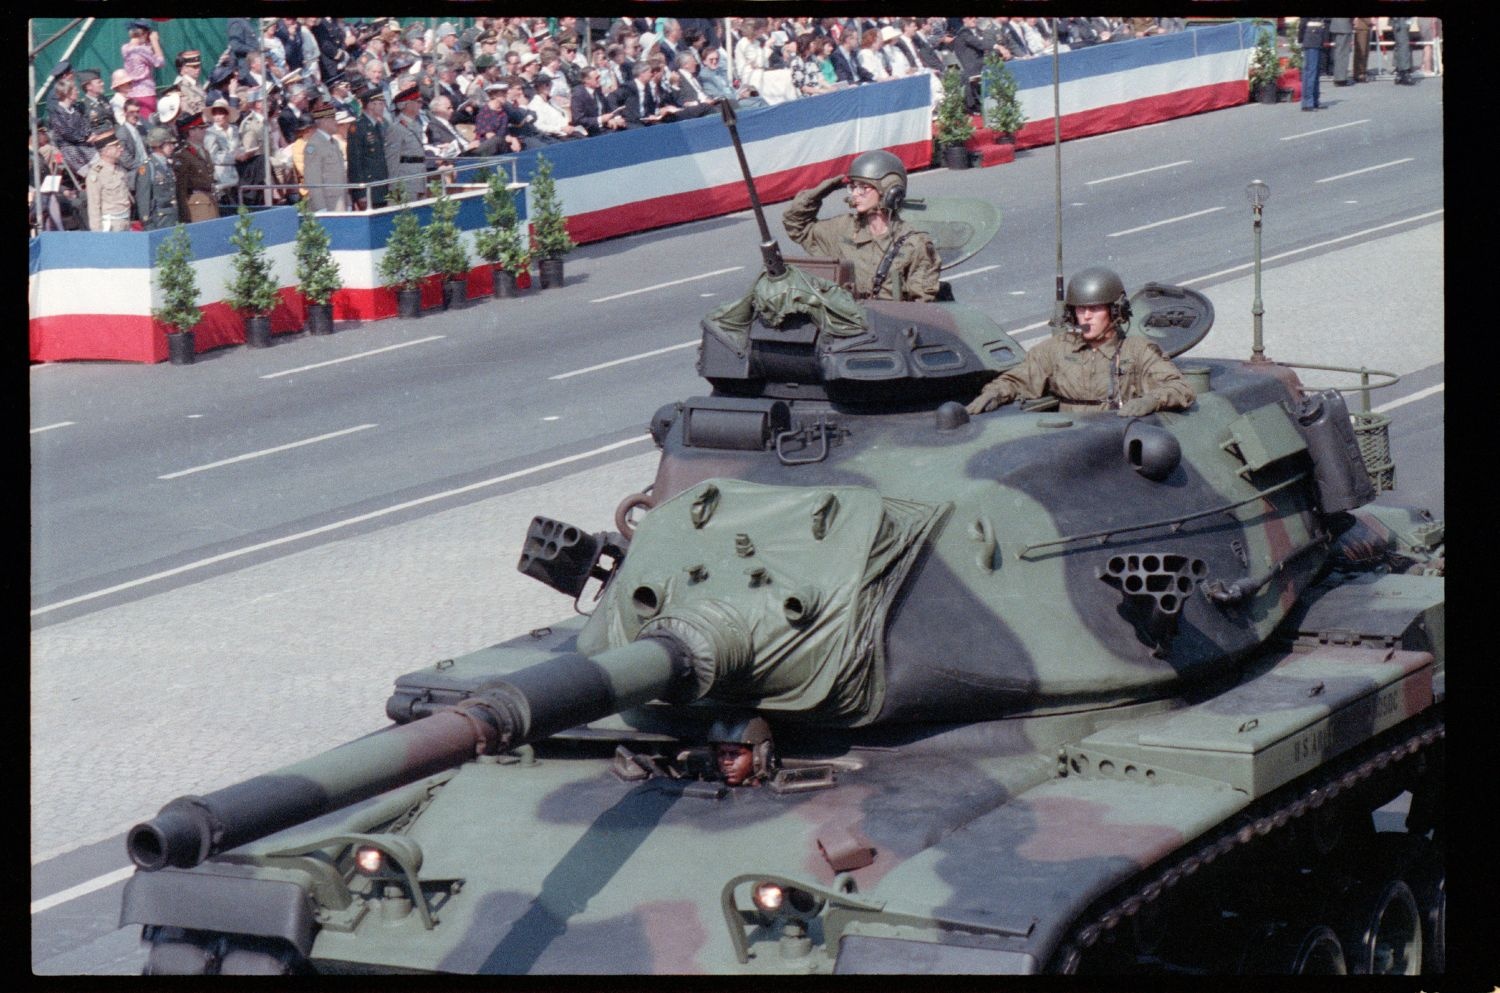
[120,134,1443,976]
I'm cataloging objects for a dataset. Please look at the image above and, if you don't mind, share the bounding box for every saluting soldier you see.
[385,83,429,201]
[347,88,390,209]
[173,50,206,117]
[781,150,941,302]
[173,110,218,221]
[138,126,180,230]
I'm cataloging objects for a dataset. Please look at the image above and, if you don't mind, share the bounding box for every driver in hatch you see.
[708,716,778,787]
[966,266,1196,417]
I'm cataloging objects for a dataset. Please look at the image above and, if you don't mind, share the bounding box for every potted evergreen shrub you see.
[528,154,575,289]
[1249,26,1281,104]
[474,170,530,299]
[154,224,202,365]
[295,198,342,335]
[426,179,472,310]
[379,187,430,318]
[225,207,281,348]
[981,54,1027,144]
[935,67,975,170]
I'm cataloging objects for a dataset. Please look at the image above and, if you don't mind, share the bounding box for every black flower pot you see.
[397,286,423,318]
[442,278,467,310]
[538,257,565,289]
[245,314,273,349]
[305,302,334,335]
[167,330,196,365]
[942,144,971,170]
[1255,82,1279,105]
[493,269,520,299]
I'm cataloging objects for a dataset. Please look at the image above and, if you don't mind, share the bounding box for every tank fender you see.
[120,863,318,957]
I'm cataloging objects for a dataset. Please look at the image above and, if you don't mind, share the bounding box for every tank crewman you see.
[138,126,180,230]
[966,267,1195,417]
[708,716,777,787]
[781,149,941,302]
[173,110,219,222]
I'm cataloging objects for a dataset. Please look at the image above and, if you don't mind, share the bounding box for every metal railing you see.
[232,153,521,213]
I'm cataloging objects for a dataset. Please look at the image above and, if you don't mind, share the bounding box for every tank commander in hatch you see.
[781,149,941,302]
[966,267,1195,417]
[708,716,778,787]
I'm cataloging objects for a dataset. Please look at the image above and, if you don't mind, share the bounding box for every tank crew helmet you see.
[1064,266,1132,328]
[707,715,777,784]
[846,149,907,214]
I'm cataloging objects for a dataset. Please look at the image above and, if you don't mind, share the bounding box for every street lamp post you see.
[1246,180,1270,362]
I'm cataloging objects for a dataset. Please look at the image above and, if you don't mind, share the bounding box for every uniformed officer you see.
[1391,17,1415,85]
[173,110,218,222]
[966,267,1195,417]
[173,50,206,118]
[707,716,777,787]
[138,127,179,230]
[1297,17,1329,111]
[302,103,350,212]
[1329,19,1354,86]
[84,129,133,231]
[385,83,429,201]
[348,90,390,209]
[76,69,115,135]
[781,149,941,302]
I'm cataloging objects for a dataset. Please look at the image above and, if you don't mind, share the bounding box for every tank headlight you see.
[752,881,784,912]
[354,846,385,875]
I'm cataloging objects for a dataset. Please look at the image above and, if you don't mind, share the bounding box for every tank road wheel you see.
[1238,921,1347,975]
[218,936,307,975]
[142,927,219,976]
[1404,852,1445,973]
[1337,878,1422,974]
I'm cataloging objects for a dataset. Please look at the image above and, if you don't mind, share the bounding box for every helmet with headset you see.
[1064,266,1132,328]
[846,149,907,214]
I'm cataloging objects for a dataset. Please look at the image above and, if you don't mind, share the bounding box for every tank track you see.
[1051,706,1445,973]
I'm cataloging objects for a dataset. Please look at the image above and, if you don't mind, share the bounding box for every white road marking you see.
[1183,209,1443,285]
[30,421,75,434]
[1085,160,1192,185]
[588,267,744,304]
[1011,320,1054,342]
[31,865,135,915]
[550,341,698,380]
[31,866,136,915]
[946,264,1001,281]
[1281,119,1370,140]
[1315,158,1415,183]
[31,435,652,616]
[260,336,446,379]
[157,425,377,480]
[1373,382,1443,413]
[1107,207,1224,238]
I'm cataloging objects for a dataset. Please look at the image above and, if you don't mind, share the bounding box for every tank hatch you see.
[1127,282,1215,358]
[698,268,1023,404]
[898,196,1002,271]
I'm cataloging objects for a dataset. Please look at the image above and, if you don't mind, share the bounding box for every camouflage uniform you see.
[782,183,941,302]
[970,330,1195,414]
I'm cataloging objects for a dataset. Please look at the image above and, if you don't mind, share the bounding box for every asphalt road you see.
[30,75,1443,975]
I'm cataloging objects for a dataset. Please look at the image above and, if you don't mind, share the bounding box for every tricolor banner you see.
[993,21,1256,147]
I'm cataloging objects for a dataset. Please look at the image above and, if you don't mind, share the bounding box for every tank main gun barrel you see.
[127,635,693,872]
[719,100,786,278]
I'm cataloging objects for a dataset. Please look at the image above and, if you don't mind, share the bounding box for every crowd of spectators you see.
[27,15,1201,234]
